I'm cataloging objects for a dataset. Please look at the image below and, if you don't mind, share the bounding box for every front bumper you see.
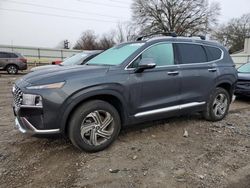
[235,87,250,96]
[13,104,60,134]
[14,116,60,134]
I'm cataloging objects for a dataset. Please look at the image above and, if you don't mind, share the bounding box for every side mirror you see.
[134,58,156,73]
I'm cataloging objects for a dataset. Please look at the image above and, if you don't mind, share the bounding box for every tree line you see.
[63,0,250,54]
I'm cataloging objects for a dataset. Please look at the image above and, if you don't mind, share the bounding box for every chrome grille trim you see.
[13,85,23,107]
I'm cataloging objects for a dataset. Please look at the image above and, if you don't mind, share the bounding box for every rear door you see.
[175,43,219,109]
[128,42,181,119]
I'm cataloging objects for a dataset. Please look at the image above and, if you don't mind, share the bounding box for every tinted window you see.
[10,53,18,58]
[177,43,207,64]
[131,43,174,68]
[205,46,222,61]
[0,52,10,58]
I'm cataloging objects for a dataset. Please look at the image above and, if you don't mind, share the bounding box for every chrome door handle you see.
[168,71,179,76]
[208,68,217,72]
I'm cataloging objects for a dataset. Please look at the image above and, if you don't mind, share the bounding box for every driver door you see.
[128,43,181,120]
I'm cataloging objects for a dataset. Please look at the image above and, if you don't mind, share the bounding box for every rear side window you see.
[204,46,222,61]
[176,43,207,64]
[0,52,10,58]
[10,53,18,58]
[0,52,18,58]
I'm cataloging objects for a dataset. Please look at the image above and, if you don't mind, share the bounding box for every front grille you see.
[13,85,23,107]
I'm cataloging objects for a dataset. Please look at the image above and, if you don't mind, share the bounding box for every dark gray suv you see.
[12,35,237,152]
[0,51,27,74]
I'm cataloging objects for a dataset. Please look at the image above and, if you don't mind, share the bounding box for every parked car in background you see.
[30,51,102,72]
[51,60,62,65]
[235,62,250,97]
[12,34,237,152]
[0,51,27,74]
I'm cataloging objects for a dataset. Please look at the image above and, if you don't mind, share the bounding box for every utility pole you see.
[63,40,70,49]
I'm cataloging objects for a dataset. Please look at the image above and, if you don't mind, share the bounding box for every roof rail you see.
[189,35,206,40]
[136,32,177,41]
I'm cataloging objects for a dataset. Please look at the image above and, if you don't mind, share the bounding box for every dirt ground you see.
[0,72,250,188]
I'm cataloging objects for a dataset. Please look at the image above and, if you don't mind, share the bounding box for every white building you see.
[231,38,250,67]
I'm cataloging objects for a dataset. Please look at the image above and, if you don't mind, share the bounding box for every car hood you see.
[19,65,110,85]
[30,65,60,72]
[238,73,250,81]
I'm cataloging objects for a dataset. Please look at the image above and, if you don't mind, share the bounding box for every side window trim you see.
[173,42,224,65]
[125,42,177,70]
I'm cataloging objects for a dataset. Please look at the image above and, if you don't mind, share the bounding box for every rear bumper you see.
[19,63,28,70]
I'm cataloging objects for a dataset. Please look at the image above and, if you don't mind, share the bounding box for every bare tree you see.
[115,22,139,43]
[131,0,220,36]
[98,32,116,50]
[212,13,250,54]
[74,30,98,50]
[74,30,117,50]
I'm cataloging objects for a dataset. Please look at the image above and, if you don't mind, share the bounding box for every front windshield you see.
[238,63,250,73]
[87,43,144,66]
[61,53,89,66]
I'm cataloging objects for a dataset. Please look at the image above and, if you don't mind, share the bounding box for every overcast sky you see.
[0,0,249,48]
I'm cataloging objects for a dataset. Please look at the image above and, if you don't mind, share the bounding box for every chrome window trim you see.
[125,41,224,71]
[134,102,206,117]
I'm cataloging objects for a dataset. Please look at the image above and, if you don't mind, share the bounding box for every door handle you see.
[208,68,217,72]
[167,71,179,76]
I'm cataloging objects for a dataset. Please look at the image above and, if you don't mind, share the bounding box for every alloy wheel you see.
[7,65,17,74]
[80,110,114,146]
[212,93,228,118]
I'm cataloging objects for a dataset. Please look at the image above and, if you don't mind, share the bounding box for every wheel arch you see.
[216,81,234,100]
[4,63,19,70]
[60,89,128,135]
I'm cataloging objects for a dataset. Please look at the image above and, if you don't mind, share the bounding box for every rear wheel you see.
[6,65,18,74]
[203,88,230,121]
[69,100,121,152]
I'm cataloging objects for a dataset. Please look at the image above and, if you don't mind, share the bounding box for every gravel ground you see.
[0,72,250,188]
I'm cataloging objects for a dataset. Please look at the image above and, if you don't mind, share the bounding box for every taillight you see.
[20,58,27,63]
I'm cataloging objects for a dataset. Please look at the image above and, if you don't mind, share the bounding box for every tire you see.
[69,100,121,152]
[203,87,230,122]
[6,65,18,74]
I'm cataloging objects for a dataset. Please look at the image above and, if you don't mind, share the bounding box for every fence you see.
[231,54,250,67]
[0,44,82,65]
[1,44,249,67]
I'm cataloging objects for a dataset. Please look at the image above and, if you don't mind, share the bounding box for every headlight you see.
[26,82,65,90]
[22,94,43,107]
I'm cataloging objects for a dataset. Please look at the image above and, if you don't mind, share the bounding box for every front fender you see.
[58,84,128,134]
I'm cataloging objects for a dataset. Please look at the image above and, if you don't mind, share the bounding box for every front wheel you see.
[203,88,230,122]
[69,100,121,152]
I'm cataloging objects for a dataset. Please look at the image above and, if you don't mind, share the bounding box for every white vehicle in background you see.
[30,51,102,72]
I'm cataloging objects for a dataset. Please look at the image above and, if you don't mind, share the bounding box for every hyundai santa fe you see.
[12,35,237,152]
